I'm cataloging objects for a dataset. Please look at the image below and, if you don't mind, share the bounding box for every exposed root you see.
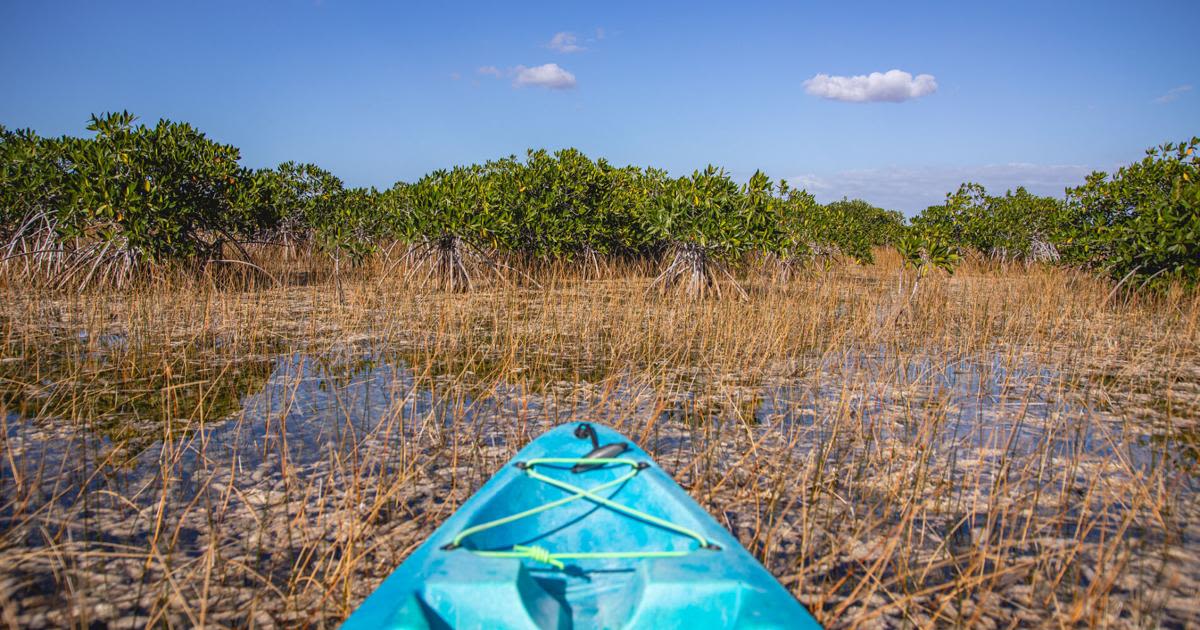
[649,243,746,300]
[578,245,607,280]
[1028,234,1061,263]
[402,235,499,292]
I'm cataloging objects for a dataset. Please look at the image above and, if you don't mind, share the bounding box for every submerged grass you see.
[0,251,1198,628]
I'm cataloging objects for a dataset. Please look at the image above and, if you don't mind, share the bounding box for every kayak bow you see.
[342,422,822,629]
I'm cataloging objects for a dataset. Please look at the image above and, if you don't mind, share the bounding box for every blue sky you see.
[2,1,1197,213]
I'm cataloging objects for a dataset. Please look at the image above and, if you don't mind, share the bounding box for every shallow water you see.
[3,342,1184,515]
[756,350,1144,459]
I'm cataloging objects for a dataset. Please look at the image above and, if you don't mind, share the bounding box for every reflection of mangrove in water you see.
[5,342,1193,509]
[1,339,277,461]
[1,350,534,517]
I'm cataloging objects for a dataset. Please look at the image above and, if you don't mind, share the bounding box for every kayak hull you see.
[342,423,821,629]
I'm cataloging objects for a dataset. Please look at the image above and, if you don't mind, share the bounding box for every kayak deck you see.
[342,423,821,629]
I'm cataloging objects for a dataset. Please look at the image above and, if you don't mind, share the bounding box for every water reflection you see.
[2,345,1188,518]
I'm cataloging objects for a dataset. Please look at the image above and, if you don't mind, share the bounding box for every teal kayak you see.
[342,422,822,629]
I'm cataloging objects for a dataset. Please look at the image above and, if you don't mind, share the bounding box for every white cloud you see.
[477,65,502,77]
[804,69,937,103]
[1154,84,1193,104]
[547,32,585,53]
[790,163,1104,215]
[513,63,577,89]
[595,27,606,41]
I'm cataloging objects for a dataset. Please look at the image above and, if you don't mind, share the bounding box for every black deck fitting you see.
[574,423,601,450]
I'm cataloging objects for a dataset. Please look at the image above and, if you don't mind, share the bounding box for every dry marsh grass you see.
[1,252,1198,628]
